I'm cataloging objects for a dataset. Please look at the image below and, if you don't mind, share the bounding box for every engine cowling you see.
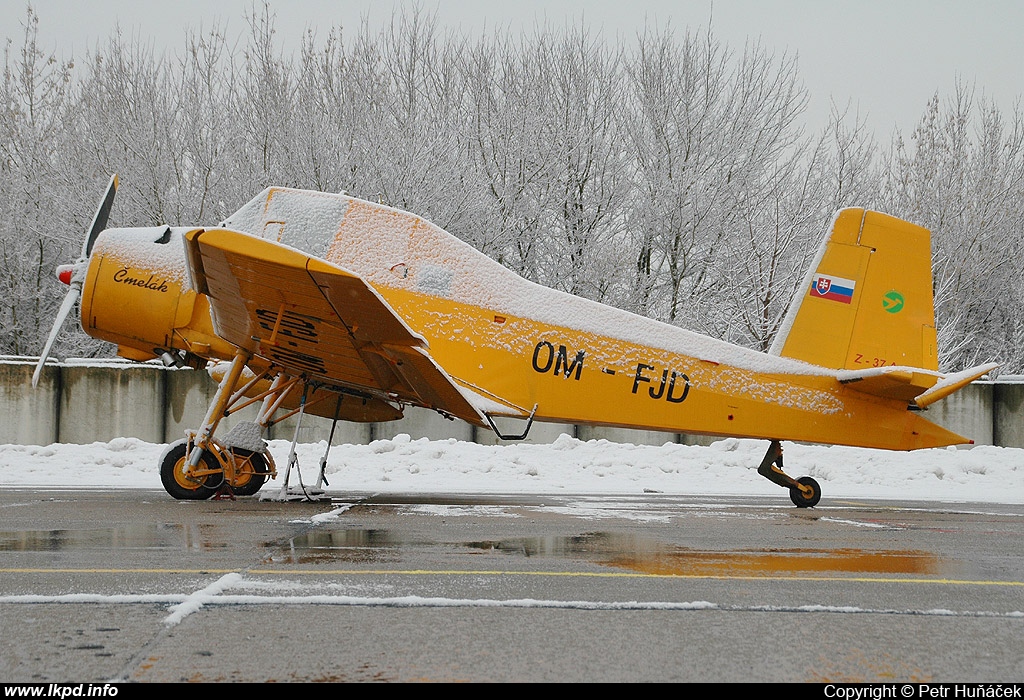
[79,226,234,363]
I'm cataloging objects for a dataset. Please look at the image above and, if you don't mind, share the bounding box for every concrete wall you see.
[994,382,1024,447]
[0,358,1015,448]
[0,361,59,445]
[920,381,994,446]
[576,424,679,446]
[58,361,167,444]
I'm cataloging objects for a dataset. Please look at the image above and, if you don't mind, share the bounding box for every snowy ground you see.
[1,434,1021,504]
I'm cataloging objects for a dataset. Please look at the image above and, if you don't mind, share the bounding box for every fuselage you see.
[241,188,964,451]
[80,187,967,451]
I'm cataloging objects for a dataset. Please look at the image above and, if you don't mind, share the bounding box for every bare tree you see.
[622,24,735,324]
[713,106,882,351]
[284,26,363,195]
[230,3,294,190]
[525,26,630,301]
[5,3,1024,374]
[881,84,1024,371]
[0,7,81,355]
[622,26,810,343]
[350,8,474,231]
[462,32,552,274]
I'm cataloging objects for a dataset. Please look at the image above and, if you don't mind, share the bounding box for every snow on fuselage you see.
[218,187,963,450]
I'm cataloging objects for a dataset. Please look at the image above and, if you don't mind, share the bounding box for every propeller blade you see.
[80,174,119,259]
[33,175,119,389]
[31,285,82,388]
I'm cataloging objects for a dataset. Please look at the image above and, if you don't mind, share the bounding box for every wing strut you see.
[315,396,345,490]
[272,381,328,502]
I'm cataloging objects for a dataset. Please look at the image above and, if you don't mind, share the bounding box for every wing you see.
[183,227,487,427]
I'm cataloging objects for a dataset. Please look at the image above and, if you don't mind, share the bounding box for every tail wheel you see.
[229,450,269,496]
[160,440,219,500]
[789,476,821,508]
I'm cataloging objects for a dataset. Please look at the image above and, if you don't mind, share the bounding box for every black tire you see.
[230,450,269,496]
[160,440,218,500]
[789,476,821,508]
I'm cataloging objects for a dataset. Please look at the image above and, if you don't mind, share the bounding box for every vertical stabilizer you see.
[769,208,938,371]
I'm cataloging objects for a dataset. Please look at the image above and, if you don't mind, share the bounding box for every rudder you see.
[769,208,938,372]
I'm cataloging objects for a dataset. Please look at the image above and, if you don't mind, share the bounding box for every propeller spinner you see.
[31,174,119,388]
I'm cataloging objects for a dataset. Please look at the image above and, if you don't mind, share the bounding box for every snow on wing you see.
[183,227,486,426]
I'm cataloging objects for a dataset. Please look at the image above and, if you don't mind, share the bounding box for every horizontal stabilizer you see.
[836,362,997,406]
[837,366,941,402]
[914,363,999,409]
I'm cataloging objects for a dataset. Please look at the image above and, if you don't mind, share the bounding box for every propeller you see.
[32,174,119,388]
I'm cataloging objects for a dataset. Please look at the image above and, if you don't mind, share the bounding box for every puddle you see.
[270,529,403,564]
[274,529,949,576]
[0,524,226,551]
[467,533,944,575]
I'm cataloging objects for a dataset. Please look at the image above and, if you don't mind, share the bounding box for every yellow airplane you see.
[33,175,997,506]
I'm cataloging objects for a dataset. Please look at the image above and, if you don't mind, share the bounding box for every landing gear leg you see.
[160,349,250,500]
[757,440,821,508]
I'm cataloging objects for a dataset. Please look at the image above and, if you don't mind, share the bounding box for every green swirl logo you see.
[882,290,904,314]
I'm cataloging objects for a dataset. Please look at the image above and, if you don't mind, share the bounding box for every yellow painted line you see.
[0,568,239,574]
[2,567,1022,587]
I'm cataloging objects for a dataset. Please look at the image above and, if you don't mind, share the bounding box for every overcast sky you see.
[3,0,1022,138]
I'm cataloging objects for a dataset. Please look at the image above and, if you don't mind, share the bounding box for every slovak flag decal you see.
[809,273,855,304]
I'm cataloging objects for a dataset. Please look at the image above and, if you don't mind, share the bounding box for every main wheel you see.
[160,440,219,500]
[230,450,269,496]
[789,476,821,508]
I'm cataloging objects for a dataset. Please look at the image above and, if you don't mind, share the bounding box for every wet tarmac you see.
[0,488,1022,682]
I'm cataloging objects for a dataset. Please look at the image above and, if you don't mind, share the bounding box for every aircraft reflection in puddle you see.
[0,504,948,577]
[275,529,947,577]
